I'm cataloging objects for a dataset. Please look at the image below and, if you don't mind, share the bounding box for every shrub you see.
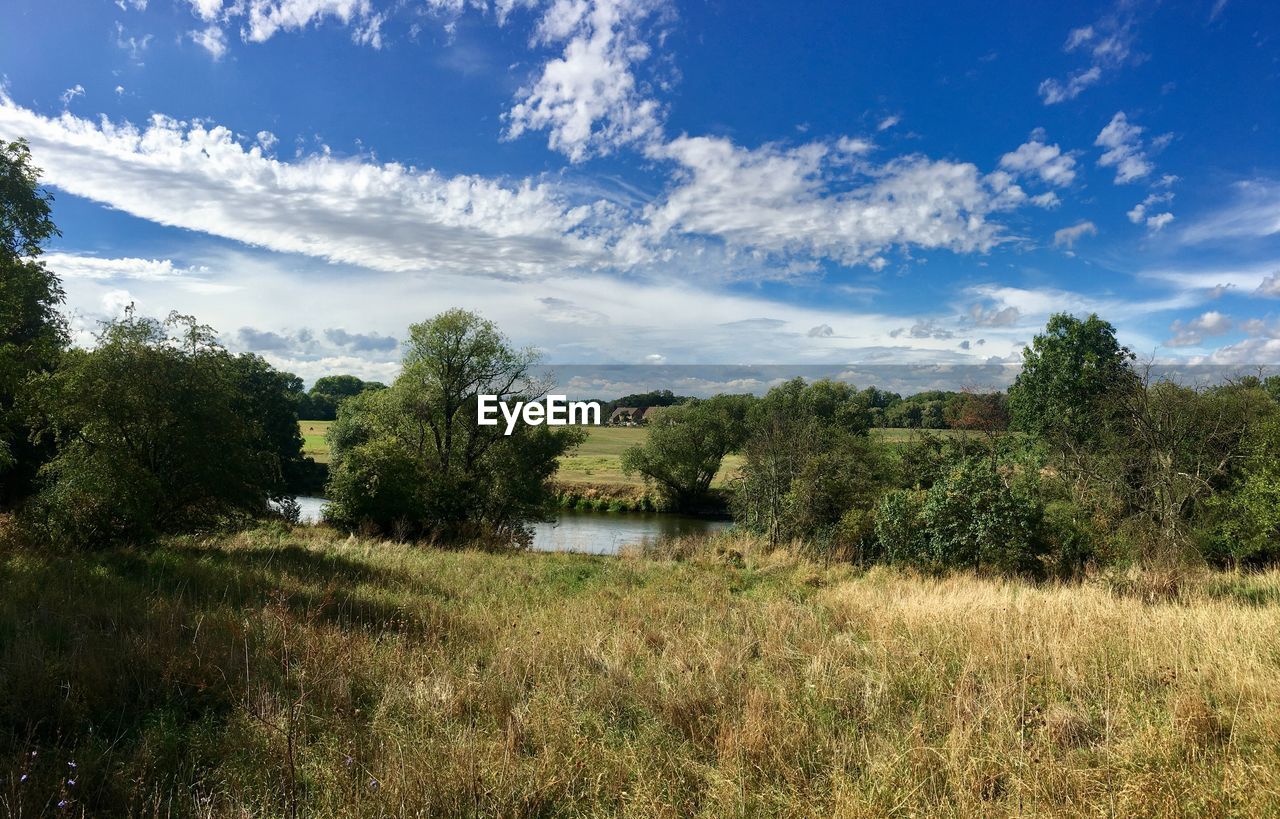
[919,458,1046,576]
[874,489,928,567]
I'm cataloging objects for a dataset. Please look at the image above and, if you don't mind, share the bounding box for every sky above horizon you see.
[2,0,1279,389]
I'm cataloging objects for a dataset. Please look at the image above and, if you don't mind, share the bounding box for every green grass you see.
[298,422,970,488]
[3,527,1279,817]
[299,420,333,464]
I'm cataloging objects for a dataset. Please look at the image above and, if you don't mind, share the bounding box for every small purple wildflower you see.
[67,779,76,787]
[19,774,27,783]
[368,777,380,791]
[67,761,76,769]
[343,756,353,768]
[57,800,69,809]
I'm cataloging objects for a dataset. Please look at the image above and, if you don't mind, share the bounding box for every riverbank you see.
[3,526,1278,816]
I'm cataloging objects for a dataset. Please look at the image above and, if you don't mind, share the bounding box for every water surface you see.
[290,497,730,555]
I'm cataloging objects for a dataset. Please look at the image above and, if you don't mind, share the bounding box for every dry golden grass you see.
[3,527,1279,816]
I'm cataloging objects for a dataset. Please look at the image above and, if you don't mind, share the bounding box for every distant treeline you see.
[297,374,386,420]
[588,387,1002,430]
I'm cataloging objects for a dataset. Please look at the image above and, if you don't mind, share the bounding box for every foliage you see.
[325,309,584,542]
[1008,312,1136,449]
[298,374,387,420]
[1198,399,1280,567]
[0,140,65,507]
[27,310,305,546]
[734,379,884,547]
[596,389,690,421]
[873,489,928,565]
[918,458,1046,576]
[620,394,752,511]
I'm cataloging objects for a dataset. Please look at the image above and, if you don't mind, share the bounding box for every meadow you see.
[299,422,962,488]
[3,526,1278,817]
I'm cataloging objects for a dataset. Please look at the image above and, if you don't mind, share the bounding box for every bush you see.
[874,489,928,567]
[28,311,303,547]
[919,458,1046,576]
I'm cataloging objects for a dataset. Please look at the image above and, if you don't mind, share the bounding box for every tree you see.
[734,379,883,548]
[1008,312,1136,449]
[621,394,752,511]
[918,458,1046,576]
[229,354,320,494]
[29,310,301,546]
[0,140,66,507]
[298,374,387,420]
[325,309,584,542]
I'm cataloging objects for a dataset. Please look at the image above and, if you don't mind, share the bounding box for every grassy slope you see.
[3,528,1279,817]
[299,422,963,487]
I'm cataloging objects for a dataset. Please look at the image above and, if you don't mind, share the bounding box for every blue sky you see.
[1,0,1279,387]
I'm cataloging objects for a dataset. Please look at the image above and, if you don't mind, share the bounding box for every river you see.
[289,497,732,556]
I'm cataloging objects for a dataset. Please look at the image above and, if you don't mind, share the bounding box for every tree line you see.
[621,313,1280,574]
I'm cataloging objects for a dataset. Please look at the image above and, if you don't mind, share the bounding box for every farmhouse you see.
[609,406,646,425]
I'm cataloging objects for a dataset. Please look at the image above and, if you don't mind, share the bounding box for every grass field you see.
[298,422,967,487]
[4,527,1279,816]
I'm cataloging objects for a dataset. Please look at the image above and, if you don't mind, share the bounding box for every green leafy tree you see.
[734,379,883,548]
[1008,312,1136,449]
[229,354,320,494]
[918,458,1046,576]
[0,140,66,506]
[874,489,928,565]
[325,309,584,542]
[299,374,387,420]
[621,394,752,511]
[29,310,299,546]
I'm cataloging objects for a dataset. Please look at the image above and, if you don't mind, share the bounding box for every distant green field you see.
[297,422,970,487]
[300,420,333,464]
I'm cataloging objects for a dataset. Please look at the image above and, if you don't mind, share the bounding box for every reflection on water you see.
[531,510,732,555]
[289,497,730,556]
[294,496,328,525]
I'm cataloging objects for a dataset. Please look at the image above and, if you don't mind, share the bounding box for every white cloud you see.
[1127,191,1173,224]
[1166,310,1232,347]
[1039,13,1136,105]
[1181,179,1280,243]
[1053,220,1096,248]
[1095,111,1152,184]
[0,96,611,278]
[645,134,1020,268]
[1145,212,1174,232]
[43,253,199,281]
[181,0,385,50]
[188,0,225,21]
[877,115,900,131]
[59,84,85,107]
[1037,67,1101,105]
[998,139,1076,186]
[190,26,229,59]
[1257,273,1280,297]
[504,0,669,162]
[807,324,834,338]
[114,23,154,63]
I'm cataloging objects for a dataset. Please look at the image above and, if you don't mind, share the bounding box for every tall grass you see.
[2,526,1279,816]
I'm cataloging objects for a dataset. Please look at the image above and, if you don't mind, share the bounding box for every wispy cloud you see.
[1053,220,1097,248]
[1038,10,1139,105]
[1181,179,1280,244]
